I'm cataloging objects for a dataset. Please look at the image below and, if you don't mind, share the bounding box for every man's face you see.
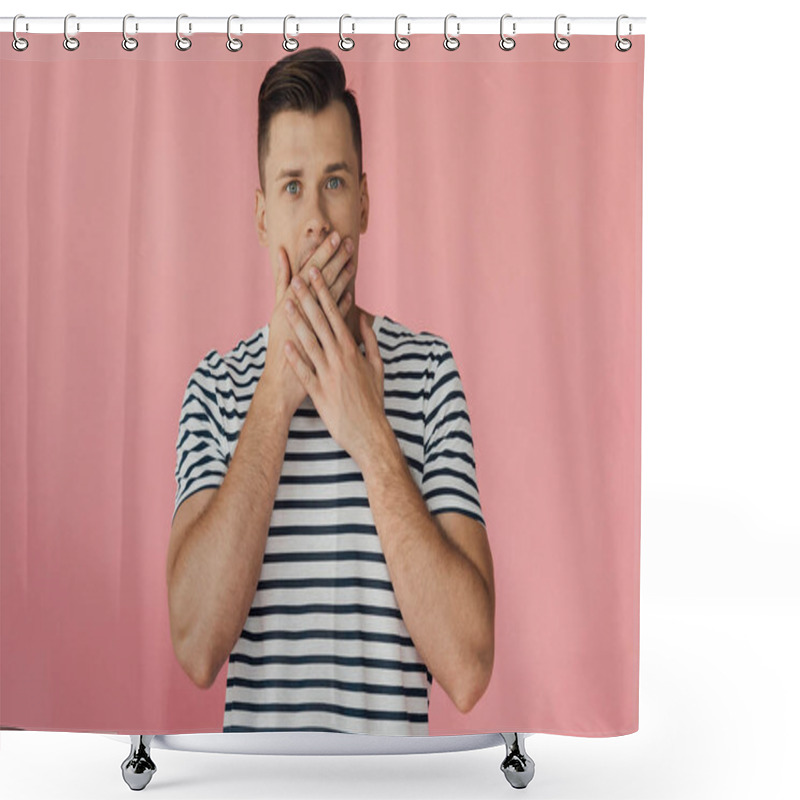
[255,100,368,291]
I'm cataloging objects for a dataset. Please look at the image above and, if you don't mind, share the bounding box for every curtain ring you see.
[12,14,29,52]
[283,15,299,51]
[227,15,243,52]
[339,15,355,51]
[63,13,80,51]
[615,14,632,52]
[176,14,191,51]
[394,15,410,51]
[122,14,138,51]
[443,14,460,51]
[553,14,570,51]
[499,14,516,51]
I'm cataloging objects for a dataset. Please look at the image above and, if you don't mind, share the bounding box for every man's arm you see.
[166,380,293,689]
[360,421,495,714]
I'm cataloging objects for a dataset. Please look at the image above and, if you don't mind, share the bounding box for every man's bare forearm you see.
[169,379,292,688]
[360,420,494,713]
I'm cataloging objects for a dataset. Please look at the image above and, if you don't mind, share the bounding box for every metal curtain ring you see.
[615,14,632,51]
[122,14,138,51]
[283,15,299,51]
[394,14,410,50]
[553,14,570,51]
[499,14,516,51]
[443,14,460,51]
[339,14,354,50]
[63,13,80,51]
[176,14,191,51]
[12,14,29,52]
[227,14,243,51]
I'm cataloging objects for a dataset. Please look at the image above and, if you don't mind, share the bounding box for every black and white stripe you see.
[173,314,485,734]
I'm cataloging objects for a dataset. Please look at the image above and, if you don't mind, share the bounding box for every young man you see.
[167,47,494,735]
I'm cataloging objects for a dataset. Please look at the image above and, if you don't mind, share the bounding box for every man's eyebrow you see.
[275,162,352,181]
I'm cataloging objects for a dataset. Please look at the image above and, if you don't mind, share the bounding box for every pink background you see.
[1,33,643,736]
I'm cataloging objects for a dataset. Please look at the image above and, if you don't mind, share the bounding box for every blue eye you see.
[284,176,343,196]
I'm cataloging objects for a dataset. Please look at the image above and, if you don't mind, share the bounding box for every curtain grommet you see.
[283,15,299,51]
[394,15,411,51]
[499,14,516,51]
[63,13,80,51]
[443,14,460,51]
[121,14,138,51]
[615,15,633,51]
[175,14,191,51]
[339,14,355,51]
[553,14,570,51]
[12,14,29,52]
[226,15,243,52]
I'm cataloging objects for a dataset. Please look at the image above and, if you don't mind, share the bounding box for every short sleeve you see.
[421,343,486,528]
[172,351,230,525]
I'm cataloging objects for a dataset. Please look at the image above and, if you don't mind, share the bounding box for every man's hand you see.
[261,231,356,418]
[283,268,388,469]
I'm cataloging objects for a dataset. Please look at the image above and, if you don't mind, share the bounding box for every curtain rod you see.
[1,16,646,36]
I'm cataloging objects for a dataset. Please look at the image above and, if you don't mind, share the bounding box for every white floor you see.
[2,596,798,799]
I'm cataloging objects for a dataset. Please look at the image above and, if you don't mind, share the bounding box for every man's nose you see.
[306,217,333,247]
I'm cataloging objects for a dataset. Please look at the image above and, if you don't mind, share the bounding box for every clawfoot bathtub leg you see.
[500,732,535,789]
[121,735,156,790]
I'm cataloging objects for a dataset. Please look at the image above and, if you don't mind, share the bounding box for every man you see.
[166,47,494,735]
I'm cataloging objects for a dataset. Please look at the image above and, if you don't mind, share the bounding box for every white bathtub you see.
[104,731,535,790]
[106,730,506,755]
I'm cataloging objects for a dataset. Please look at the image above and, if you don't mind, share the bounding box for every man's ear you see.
[360,173,369,234]
[255,188,269,247]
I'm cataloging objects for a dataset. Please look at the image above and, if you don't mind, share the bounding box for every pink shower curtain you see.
[1,31,644,737]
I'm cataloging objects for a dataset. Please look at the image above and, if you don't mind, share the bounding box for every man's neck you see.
[349,304,373,348]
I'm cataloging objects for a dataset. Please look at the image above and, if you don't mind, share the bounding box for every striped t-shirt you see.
[172,313,486,735]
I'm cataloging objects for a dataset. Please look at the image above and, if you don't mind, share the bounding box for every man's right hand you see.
[261,231,355,418]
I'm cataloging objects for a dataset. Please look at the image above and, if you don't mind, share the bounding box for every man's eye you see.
[284,177,343,196]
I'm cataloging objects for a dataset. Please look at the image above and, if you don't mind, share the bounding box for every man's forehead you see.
[265,105,356,179]
[270,104,347,139]
[268,139,355,180]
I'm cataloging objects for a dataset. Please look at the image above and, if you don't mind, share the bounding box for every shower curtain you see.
[1,27,644,738]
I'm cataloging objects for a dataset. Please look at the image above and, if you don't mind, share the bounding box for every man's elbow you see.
[171,629,215,690]
[186,643,226,690]
[456,647,494,714]
[455,676,486,715]
[175,645,210,689]
[189,660,215,690]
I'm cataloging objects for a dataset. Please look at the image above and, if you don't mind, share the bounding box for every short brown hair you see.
[257,47,363,192]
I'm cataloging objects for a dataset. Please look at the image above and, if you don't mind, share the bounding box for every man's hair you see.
[257,47,363,192]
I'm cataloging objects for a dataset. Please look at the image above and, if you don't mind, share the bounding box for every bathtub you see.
[106,731,535,790]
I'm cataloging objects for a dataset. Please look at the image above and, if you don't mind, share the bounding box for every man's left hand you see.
[283,267,388,469]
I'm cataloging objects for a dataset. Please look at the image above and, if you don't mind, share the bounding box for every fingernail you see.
[309,266,319,280]
[345,239,354,253]
[291,276,301,290]
[331,232,340,248]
